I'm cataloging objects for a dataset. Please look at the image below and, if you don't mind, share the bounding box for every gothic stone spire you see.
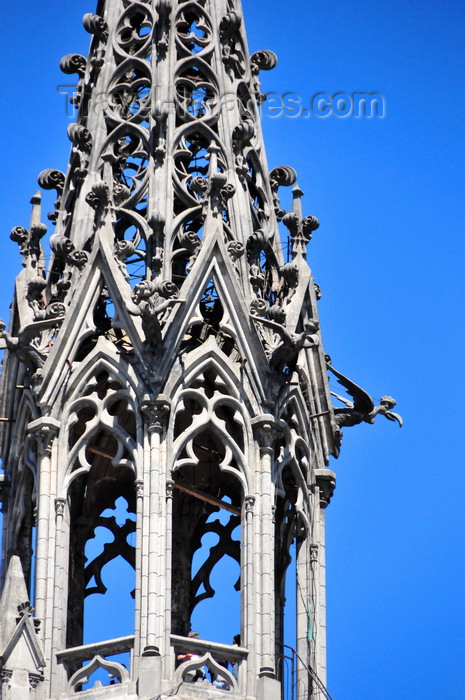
[0,2,339,699]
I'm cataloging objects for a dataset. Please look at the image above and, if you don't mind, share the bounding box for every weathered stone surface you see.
[0,3,394,700]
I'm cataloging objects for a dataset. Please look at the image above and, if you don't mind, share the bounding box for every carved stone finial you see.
[9,226,29,261]
[190,142,236,221]
[227,240,245,262]
[280,262,299,289]
[282,186,320,257]
[232,120,255,180]
[38,169,66,223]
[302,215,320,236]
[220,11,245,77]
[220,11,242,36]
[9,193,47,273]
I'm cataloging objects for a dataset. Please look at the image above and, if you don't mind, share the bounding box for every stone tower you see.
[0,2,344,699]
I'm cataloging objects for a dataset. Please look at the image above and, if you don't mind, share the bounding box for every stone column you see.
[27,419,60,654]
[243,494,256,697]
[133,478,144,667]
[164,479,174,680]
[140,397,170,655]
[313,469,336,691]
[27,417,60,698]
[50,497,68,697]
[252,416,282,700]
[137,398,170,697]
[295,528,312,700]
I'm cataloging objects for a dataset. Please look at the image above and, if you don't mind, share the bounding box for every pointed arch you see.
[62,338,141,407]
[167,339,251,641]
[159,232,270,408]
[165,337,243,400]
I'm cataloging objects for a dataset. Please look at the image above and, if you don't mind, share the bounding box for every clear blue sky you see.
[1,1,464,699]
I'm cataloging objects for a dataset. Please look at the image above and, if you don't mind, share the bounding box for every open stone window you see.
[171,431,242,640]
[67,452,137,650]
[170,355,247,653]
[0,2,354,698]
[66,371,137,652]
[13,459,37,600]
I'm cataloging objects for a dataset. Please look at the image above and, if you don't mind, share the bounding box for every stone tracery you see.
[0,3,395,700]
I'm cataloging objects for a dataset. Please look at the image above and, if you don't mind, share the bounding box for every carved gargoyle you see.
[252,313,319,372]
[326,359,403,428]
[0,319,46,373]
[131,280,181,347]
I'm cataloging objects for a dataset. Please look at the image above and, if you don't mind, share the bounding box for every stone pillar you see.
[252,416,282,700]
[27,418,60,657]
[164,479,174,680]
[295,530,312,700]
[0,478,10,579]
[313,469,336,691]
[243,494,256,697]
[137,397,170,696]
[50,497,68,697]
[133,478,144,668]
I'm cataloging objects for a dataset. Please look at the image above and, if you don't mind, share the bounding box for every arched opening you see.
[171,429,243,644]
[275,464,301,683]
[65,370,137,653]
[14,465,36,600]
[67,460,136,650]
[83,495,136,642]
[190,499,241,644]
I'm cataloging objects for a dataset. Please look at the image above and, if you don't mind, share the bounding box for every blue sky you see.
[1,1,464,698]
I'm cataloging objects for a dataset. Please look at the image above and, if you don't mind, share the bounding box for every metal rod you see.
[308,410,331,420]
[87,446,115,460]
[173,482,240,515]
